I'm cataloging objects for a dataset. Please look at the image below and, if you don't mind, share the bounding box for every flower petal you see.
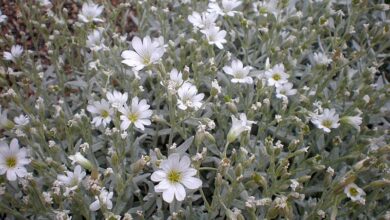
[181,177,202,190]
[162,187,175,203]
[174,183,186,201]
[151,170,166,182]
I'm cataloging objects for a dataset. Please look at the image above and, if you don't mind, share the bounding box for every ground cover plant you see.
[0,0,390,219]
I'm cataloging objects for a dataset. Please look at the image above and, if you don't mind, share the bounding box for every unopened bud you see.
[226,102,238,114]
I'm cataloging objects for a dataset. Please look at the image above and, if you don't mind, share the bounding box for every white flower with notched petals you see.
[78,2,104,23]
[14,114,29,127]
[275,82,297,99]
[311,108,340,133]
[3,45,23,62]
[166,68,184,92]
[89,188,113,211]
[188,12,218,29]
[264,63,289,87]
[57,165,86,187]
[177,82,204,111]
[106,90,128,109]
[0,10,7,23]
[0,138,30,181]
[119,97,152,131]
[344,183,366,204]
[86,29,107,51]
[121,36,165,71]
[253,0,279,17]
[151,153,202,203]
[57,165,86,195]
[313,52,332,66]
[201,26,227,49]
[208,0,242,17]
[227,113,256,143]
[87,99,113,127]
[223,60,253,84]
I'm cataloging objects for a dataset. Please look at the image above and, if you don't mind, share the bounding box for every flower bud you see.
[226,102,238,114]
[68,152,93,170]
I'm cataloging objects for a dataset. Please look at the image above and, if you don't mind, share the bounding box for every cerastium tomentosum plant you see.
[0,0,389,219]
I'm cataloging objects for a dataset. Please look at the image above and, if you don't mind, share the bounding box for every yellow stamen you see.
[321,119,333,129]
[167,170,182,183]
[128,113,138,123]
[272,73,281,81]
[6,156,17,168]
[349,187,359,197]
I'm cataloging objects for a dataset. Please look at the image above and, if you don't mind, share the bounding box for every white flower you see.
[14,114,29,127]
[341,115,362,132]
[87,99,113,127]
[344,183,366,204]
[86,29,107,51]
[264,63,289,87]
[227,113,256,143]
[119,97,152,130]
[166,68,184,92]
[311,108,340,133]
[208,0,242,17]
[78,2,104,23]
[0,10,7,23]
[151,153,202,203]
[68,152,93,170]
[223,59,253,84]
[253,0,279,17]
[106,90,128,109]
[211,79,222,96]
[0,138,30,181]
[313,52,332,66]
[275,82,297,99]
[57,165,86,187]
[3,45,23,62]
[188,11,218,29]
[89,188,113,211]
[121,36,165,71]
[177,82,205,111]
[201,26,227,49]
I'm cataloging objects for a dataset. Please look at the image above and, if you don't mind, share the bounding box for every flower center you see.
[167,170,182,183]
[321,119,333,128]
[128,112,139,123]
[349,187,359,197]
[70,177,79,186]
[6,156,17,168]
[272,73,281,81]
[101,110,109,118]
[143,55,151,65]
[235,71,245,79]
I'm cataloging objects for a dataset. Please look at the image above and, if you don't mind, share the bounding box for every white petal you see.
[179,155,191,169]
[162,187,175,203]
[120,120,131,130]
[155,179,171,192]
[89,200,101,211]
[181,177,202,189]
[6,169,17,181]
[174,184,186,201]
[134,121,145,130]
[181,168,197,177]
[151,170,166,182]
[16,167,27,177]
